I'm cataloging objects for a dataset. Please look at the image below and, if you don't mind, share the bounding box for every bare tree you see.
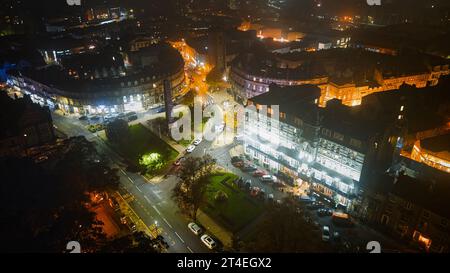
[172,155,216,220]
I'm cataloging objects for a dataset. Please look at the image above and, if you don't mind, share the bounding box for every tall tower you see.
[208,28,226,73]
[163,79,174,129]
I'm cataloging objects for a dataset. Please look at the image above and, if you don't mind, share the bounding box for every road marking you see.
[152,205,162,216]
[187,246,194,253]
[144,196,151,204]
[142,175,152,183]
[162,217,173,229]
[175,232,185,243]
[136,186,142,193]
[151,190,163,200]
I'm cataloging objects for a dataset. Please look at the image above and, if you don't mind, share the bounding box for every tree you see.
[172,155,216,220]
[151,117,169,136]
[0,137,121,252]
[139,152,164,174]
[99,232,159,253]
[242,197,331,253]
[105,118,130,144]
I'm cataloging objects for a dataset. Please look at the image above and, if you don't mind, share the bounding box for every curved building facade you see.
[229,52,328,104]
[7,43,186,115]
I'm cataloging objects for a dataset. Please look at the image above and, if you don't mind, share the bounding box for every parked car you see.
[78,115,88,121]
[253,170,267,177]
[317,208,333,217]
[173,157,185,166]
[322,226,331,242]
[241,164,257,172]
[188,223,203,236]
[234,134,244,142]
[215,123,225,133]
[332,212,355,227]
[306,201,324,210]
[260,175,277,183]
[193,138,202,145]
[200,234,217,250]
[186,145,196,153]
[127,115,138,121]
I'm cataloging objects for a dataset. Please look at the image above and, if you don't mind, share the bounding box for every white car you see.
[200,234,217,250]
[188,223,203,236]
[322,226,331,242]
[193,138,202,146]
[186,145,196,153]
[260,175,277,183]
[215,123,225,133]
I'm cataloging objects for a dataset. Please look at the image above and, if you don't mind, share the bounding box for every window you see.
[333,132,344,141]
[322,128,332,137]
[350,138,362,149]
[405,202,413,210]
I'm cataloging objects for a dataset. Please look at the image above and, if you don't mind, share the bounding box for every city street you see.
[52,113,212,253]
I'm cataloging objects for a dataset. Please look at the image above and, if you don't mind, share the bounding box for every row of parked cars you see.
[185,138,202,153]
[231,156,278,183]
[108,195,170,251]
[79,111,138,123]
[187,223,218,250]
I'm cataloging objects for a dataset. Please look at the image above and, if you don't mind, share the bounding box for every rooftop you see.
[392,173,450,220]
[421,133,450,154]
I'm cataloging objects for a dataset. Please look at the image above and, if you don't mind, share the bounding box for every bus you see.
[332,212,354,227]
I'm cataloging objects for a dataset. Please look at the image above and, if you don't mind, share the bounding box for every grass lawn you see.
[177,139,192,147]
[202,173,264,233]
[173,116,210,147]
[105,124,178,170]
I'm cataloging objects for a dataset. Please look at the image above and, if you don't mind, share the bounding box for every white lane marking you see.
[142,176,152,183]
[144,196,151,203]
[187,246,194,253]
[175,232,185,243]
[152,205,162,215]
[136,186,142,193]
[162,217,173,229]
[152,189,162,200]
